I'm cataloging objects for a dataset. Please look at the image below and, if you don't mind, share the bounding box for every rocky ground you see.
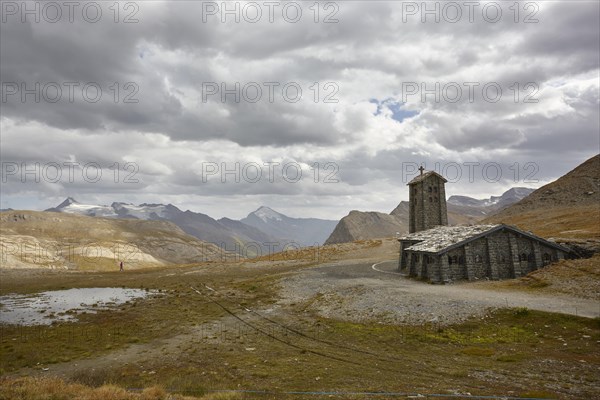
[277,259,600,326]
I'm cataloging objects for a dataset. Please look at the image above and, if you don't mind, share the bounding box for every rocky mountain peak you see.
[56,197,79,208]
[252,206,284,222]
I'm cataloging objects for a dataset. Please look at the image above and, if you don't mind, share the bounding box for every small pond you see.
[0,287,158,326]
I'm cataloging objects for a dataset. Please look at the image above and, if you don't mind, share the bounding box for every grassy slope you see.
[1,240,599,399]
[0,211,228,269]
[485,204,600,239]
[484,154,600,239]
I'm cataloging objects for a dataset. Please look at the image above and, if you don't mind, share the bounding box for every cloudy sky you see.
[1,0,599,219]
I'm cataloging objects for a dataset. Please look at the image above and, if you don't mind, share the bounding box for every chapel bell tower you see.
[408,167,448,233]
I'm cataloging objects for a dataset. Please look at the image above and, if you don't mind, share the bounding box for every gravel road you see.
[278,260,600,325]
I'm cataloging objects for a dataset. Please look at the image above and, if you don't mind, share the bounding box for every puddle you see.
[0,287,159,326]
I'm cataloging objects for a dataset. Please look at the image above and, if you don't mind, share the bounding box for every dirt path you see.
[278,260,600,325]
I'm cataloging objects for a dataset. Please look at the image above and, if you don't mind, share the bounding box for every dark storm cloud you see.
[518,2,599,59]
[2,1,598,146]
[1,1,351,145]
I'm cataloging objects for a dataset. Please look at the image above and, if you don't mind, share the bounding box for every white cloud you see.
[1,0,598,218]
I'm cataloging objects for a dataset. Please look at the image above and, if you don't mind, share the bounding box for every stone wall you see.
[425,254,441,282]
[409,174,448,233]
[516,235,536,274]
[446,248,467,280]
[398,240,421,271]
[466,238,489,279]
[408,230,568,283]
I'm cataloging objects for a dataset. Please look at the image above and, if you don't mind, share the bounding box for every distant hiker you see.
[119,261,124,271]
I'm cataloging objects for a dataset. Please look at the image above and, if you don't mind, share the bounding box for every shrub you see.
[514,307,530,317]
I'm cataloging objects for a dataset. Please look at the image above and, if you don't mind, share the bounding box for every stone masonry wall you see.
[409,175,448,233]
[410,230,568,283]
[446,248,467,280]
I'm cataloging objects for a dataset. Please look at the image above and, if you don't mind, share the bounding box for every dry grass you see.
[0,211,229,270]
[0,377,243,400]
[481,254,600,299]
[485,204,600,239]
[1,242,599,399]
[243,238,393,265]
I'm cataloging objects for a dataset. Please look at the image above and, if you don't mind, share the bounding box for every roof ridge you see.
[407,170,448,185]
[400,224,569,254]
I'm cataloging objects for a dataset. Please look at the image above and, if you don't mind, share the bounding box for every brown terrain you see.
[0,211,232,270]
[1,156,599,399]
[1,237,598,399]
[485,154,600,239]
[326,155,599,246]
[325,201,499,245]
[474,154,600,300]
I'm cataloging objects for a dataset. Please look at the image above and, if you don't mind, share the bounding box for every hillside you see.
[324,207,482,245]
[45,199,336,253]
[485,154,600,239]
[324,210,407,245]
[46,199,279,255]
[0,211,232,270]
[324,187,534,244]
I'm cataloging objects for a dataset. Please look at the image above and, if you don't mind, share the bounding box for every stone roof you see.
[399,224,570,255]
[401,225,499,253]
[407,171,448,185]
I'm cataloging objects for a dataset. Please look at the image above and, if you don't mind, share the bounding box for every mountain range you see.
[241,206,337,246]
[3,154,596,270]
[45,199,337,255]
[324,187,535,244]
[30,185,538,251]
[0,210,231,270]
[446,187,535,220]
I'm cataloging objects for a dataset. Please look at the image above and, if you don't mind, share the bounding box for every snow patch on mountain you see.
[112,203,169,219]
[253,206,283,222]
[448,187,534,208]
[56,199,118,218]
[48,199,175,220]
